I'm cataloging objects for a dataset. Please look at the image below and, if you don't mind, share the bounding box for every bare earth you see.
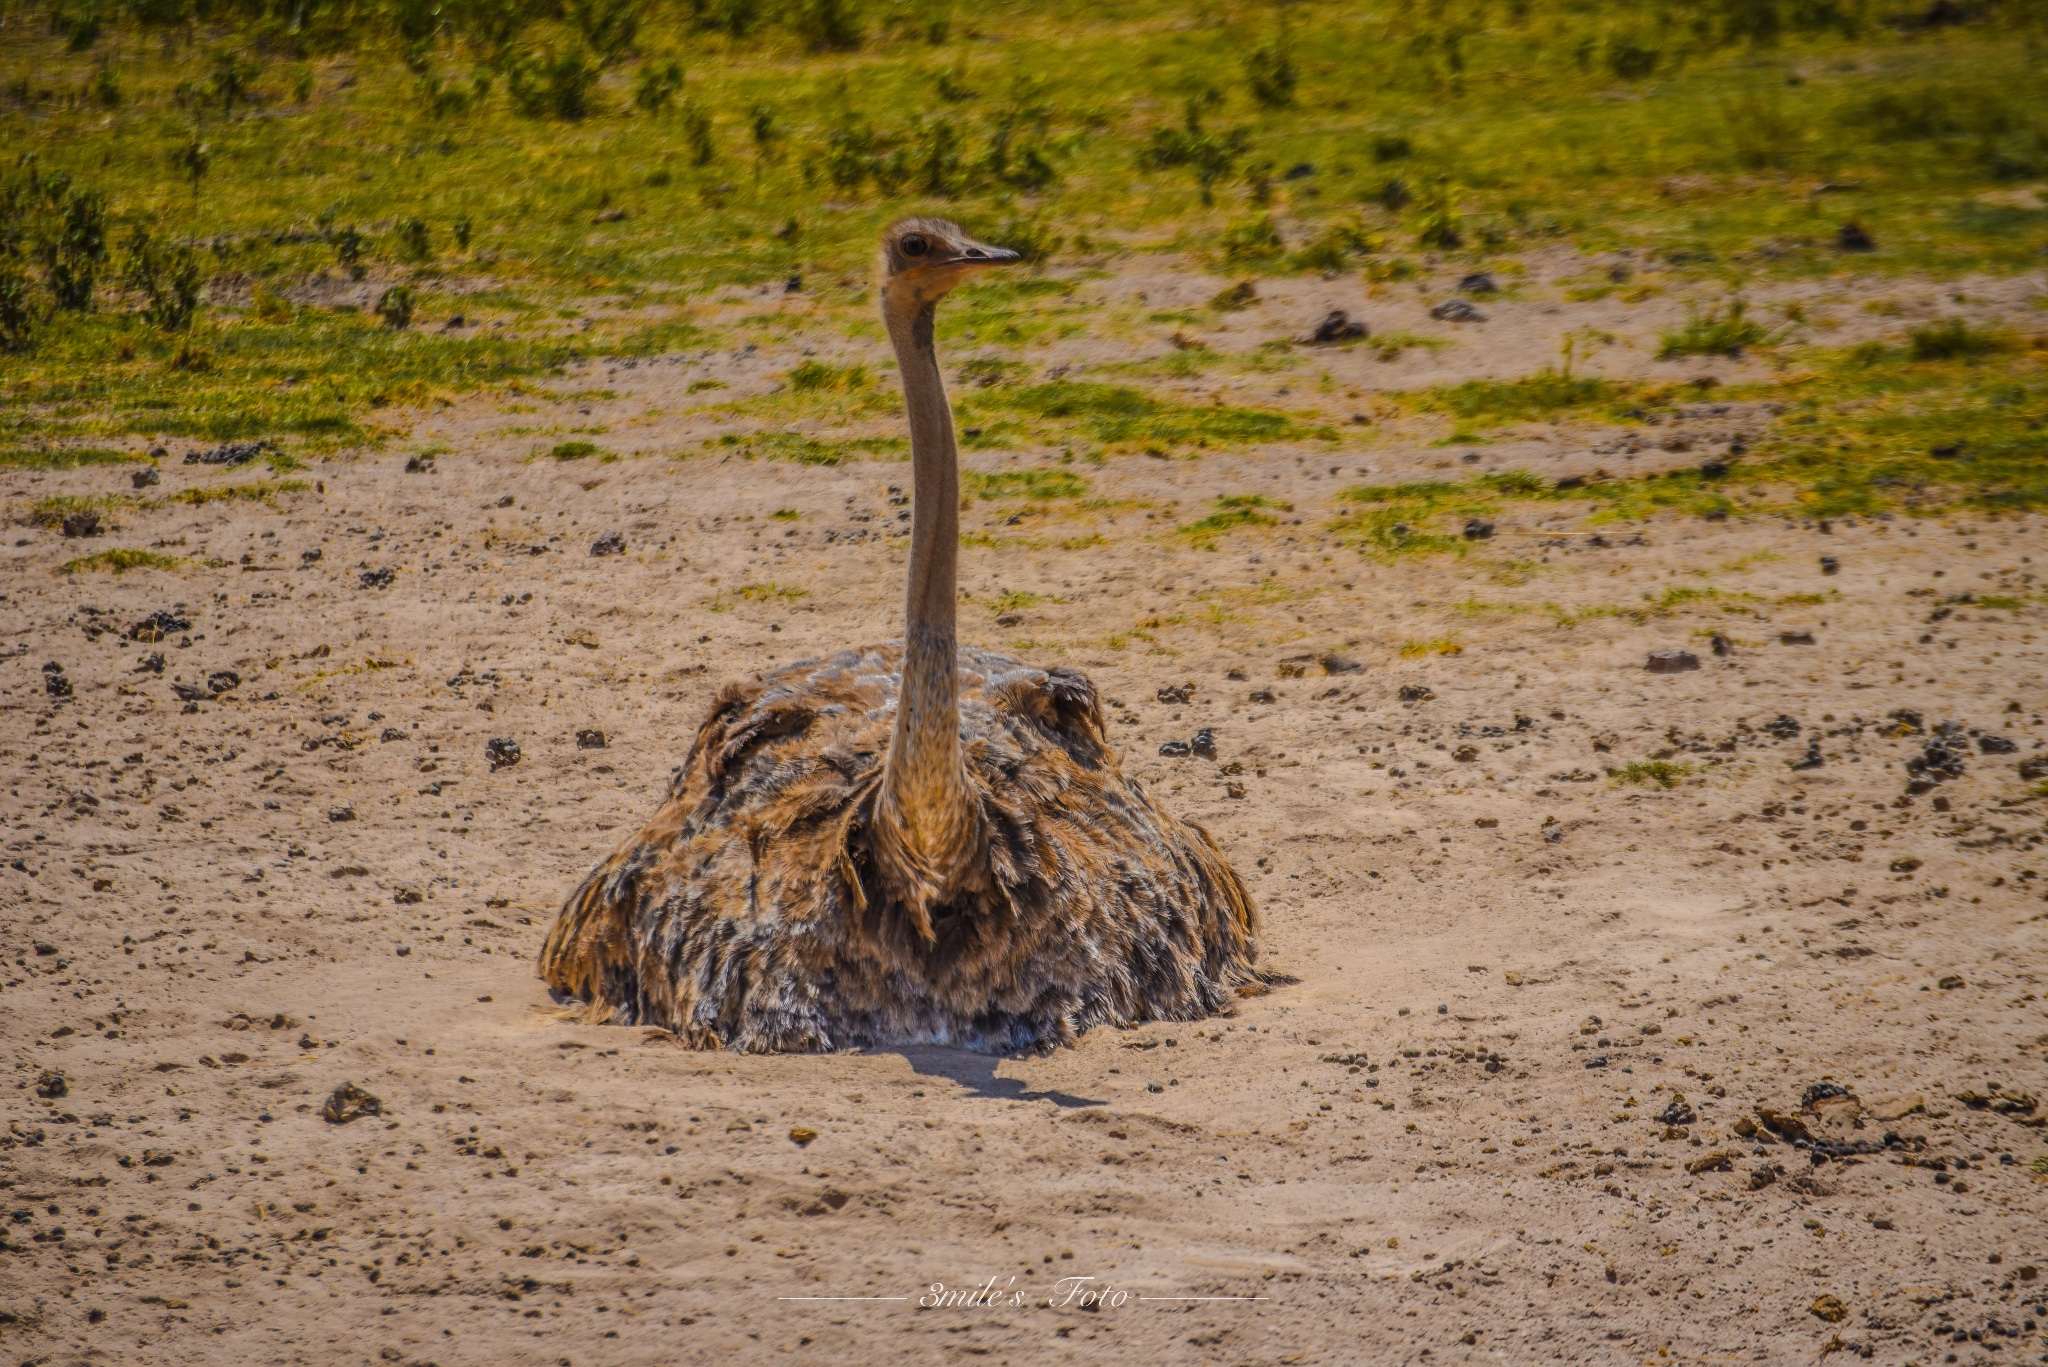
[5,255,2047,1366]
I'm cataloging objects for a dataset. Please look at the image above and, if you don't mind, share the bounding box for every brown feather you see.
[538,645,1263,1053]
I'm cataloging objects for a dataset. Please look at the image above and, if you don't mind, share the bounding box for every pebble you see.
[60,510,100,538]
[589,530,626,556]
[1398,684,1434,702]
[1646,649,1699,674]
[1456,272,1498,296]
[1429,298,1485,323]
[1308,310,1367,344]
[359,568,395,590]
[575,729,608,749]
[485,737,522,770]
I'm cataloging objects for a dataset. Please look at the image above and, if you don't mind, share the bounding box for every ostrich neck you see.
[876,297,981,907]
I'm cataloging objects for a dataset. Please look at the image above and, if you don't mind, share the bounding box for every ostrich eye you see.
[899,233,930,259]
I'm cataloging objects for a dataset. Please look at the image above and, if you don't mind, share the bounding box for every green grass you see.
[1177,493,1291,547]
[1610,761,1694,789]
[708,581,807,612]
[59,548,184,574]
[1906,318,2015,361]
[1658,300,1772,359]
[0,1,2044,453]
[0,446,147,469]
[963,468,1088,500]
[708,430,908,464]
[961,381,1331,454]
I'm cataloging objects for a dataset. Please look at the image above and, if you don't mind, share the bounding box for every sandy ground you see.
[4,254,2048,1367]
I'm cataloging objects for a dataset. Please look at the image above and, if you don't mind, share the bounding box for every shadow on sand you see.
[882,1046,1106,1109]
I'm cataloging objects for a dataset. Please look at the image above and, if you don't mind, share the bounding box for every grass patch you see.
[709,582,807,612]
[1906,318,2013,361]
[1610,760,1694,789]
[964,468,1089,500]
[711,431,908,465]
[549,440,604,460]
[1398,637,1464,657]
[58,548,183,574]
[0,446,146,469]
[1658,301,1771,359]
[963,381,1331,454]
[1178,493,1290,547]
[170,480,313,509]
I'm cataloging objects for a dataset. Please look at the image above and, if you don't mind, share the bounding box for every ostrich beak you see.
[943,240,1020,268]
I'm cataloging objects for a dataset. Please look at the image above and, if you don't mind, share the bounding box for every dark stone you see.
[131,467,160,489]
[43,668,72,699]
[35,1071,66,1099]
[1779,631,1816,645]
[1906,736,1967,783]
[1429,298,1485,323]
[301,547,322,565]
[60,510,100,538]
[358,567,395,590]
[1646,649,1699,674]
[1309,310,1367,344]
[1658,1099,1695,1126]
[485,736,522,770]
[1836,222,1876,252]
[1766,715,1802,740]
[1456,272,1499,295]
[1283,162,1315,180]
[133,653,164,674]
[575,729,608,749]
[184,438,280,467]
[327,806,357,822]
[1248,688,1276,704]
[1976,734,2016,754]
[1398,684,1434,702]
[1699,460,1729,479]
[589,530,627,557]
[1885,708,1925,735]
[1156,682,1194,704]
[1322,653,1364,675]
[1791,737,1825,770]
[404,455,434,473]
[206,670,240,695]
[2018,756,2048,781]
[1555,476,1586,491]
[1158,739,1191,758]
[1462,519,1494,540]
[1709,633,1732,657]
[1819,555,1839,575]
[1190,728,1217,760]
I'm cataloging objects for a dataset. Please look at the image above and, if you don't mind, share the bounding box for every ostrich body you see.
[539,219,1262,1053]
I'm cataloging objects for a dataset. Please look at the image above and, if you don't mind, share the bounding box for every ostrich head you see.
[878,217,1018,314]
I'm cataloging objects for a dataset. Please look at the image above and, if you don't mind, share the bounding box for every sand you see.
[4,254,2047,1366]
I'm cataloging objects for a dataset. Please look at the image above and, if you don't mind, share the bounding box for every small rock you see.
[35,1070,67,1099]
[1657,1098,1696,1126]
[1398,684,1434,702]
[1835,222,1875,252]
[1502,969,1521,985]
[327,806,357,822]
[575,729,608,749]
[788,1127,818,1145]
[1249,688,1276,704]
[1224,781,1246,799]
[395,944,412,956]
[1462,519,1494,540]
[171,680,207,702]
[1935,973,1962,989]
[1452,744,1478,762]
[1156,682,1194,704]
[1158,739,1192,758]
[1686,1149,1736,1174]
[1699,459,1729,479]
[1646,649,1699,674]
[393,887,424,905]
[1190,728,1217,760]
[43,667,73,699]
[1456,272,1498,295]
[1322,653,1364,675]
[301,547,322,565]
[358,567,395,590]
[1474,817,1498,828]
[1429,298,1485,323]
[1819,555,1839,575]
[2018,756,2048,781]
[1708,633,1732,657]
[1975,734,2015,754]
[403,455,434,473]
[319,1081,384,1124]
[131,467,161,489]
[60,510,101,538]
[1779,630,1816,645]
[1766,715,1802,740]
[206,669,240,695]
[1809,1294,1849,1324]
[1308,310,1367,344]
[185,438,280,467]
[1790,737,1824,770]
[589,530,626,556]
[485,736,522,770]
[1748,1167,1778,1191]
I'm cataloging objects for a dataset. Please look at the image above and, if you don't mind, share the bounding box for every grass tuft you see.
[59,547,183,574]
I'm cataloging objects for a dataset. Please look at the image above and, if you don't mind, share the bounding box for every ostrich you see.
[539,217,1264,1053]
